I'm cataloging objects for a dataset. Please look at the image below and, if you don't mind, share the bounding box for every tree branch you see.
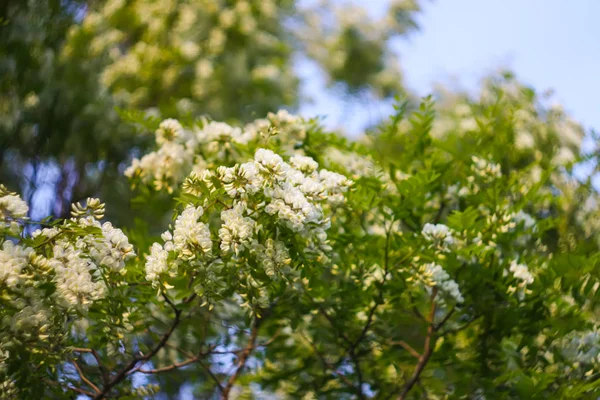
[72,360,101,394]
[397,289,437,400]
[45,378,96,397]
[220,316,263,399]
[299,331,359,394]
[93,296,183,399]
[72,347,109,385]
[135,355,203,374]
[388,340,421,359]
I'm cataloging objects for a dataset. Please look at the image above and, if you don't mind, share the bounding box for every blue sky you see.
[300,0,600,138]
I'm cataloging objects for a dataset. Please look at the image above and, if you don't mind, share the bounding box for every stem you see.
[397,289,437,400]
[72,360,100,394]
[220,316,262,399]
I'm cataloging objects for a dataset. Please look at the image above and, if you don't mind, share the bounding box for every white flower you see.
[419,263,464,303]
[145,243,169,282]
[93,222,136,272]
[71,217,135,273]
[173,205,212,259]
[32,227,60,239]
[156,118,185,144]
[471,156,502,182]
[509,260,534,285]
[218,162,263,198]
[290,155,318,174]
[319,169,353,194]
[219,204,256,255]
[255,148,289,181]
[125,142,194,192]
[196,121,242,143]
[266,182,322,232]
[0,194,28,220]
[422,223,455,252]
[50,240,106,309]
[0,241,33,288]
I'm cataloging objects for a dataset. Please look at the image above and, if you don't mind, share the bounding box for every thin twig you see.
[135,355,203,374]
[434,306,455,331]
[72,347,108,385]
[389,340,421,359]
[72,360,101,394]
[44,378,95,397]
[220,316,263,399]
[199,359,224,393]
[298,332,359,393]
[397,289,438,400]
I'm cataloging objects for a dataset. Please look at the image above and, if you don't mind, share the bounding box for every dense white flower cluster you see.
[76,218,136,273]
[1,197,135,315]
[422,223,455,252]
[143,146,352,303]
[0,195,28,220]
[49,239,107,308]
[125,141,194,193]
[413,263,464,303]
[0,185,28,234]
[155,118,186,144]
[0,241,33,288]
[290,155,319,174]
[509,260,534,285]
[219,203,256,255]
[0,192,136,379]
[145,242,169,282]
[127,113,315,194]
[172,206,212,260]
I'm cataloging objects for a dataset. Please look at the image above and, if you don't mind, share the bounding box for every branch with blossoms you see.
[1,102,596,399]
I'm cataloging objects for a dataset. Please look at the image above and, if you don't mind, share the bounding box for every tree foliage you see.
[1,1,599,399]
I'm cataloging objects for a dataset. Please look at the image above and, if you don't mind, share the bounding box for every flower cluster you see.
[172,205,212,260]
[506,260,534,299]
[0,191,135,385]
[127,113,315,193]
[125,119,195,193]
[470,156,502,183]
[422,223,455,253]
[219,203,256,255]
[144,146,352,307]
[0,241,34,289]
[453,156,503,197]
[412,263,464,303]
[0,185,29,235]
[251,238,291,278]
